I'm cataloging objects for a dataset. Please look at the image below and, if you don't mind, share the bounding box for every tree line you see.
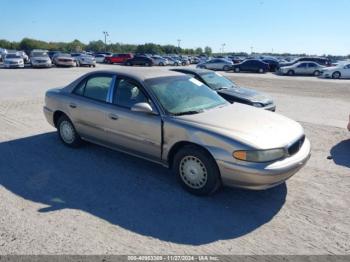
[0,38,213,55]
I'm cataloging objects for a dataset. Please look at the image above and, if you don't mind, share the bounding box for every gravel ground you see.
[0,64,349,255]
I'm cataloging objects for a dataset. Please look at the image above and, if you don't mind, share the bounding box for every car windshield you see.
[32,52,48,57]
[6,54,21,59]
[146,76,228,115]
[201,72,237,90]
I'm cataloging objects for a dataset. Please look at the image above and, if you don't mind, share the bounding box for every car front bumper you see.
[3,63,24,68]
[32,63,52,68]
[217,138,311,190]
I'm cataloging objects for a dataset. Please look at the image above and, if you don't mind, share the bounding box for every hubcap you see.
[179,156,208,189]
[60,121,75,144]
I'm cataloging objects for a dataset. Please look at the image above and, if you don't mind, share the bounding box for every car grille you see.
[59,59,72,62]
[10,61,17,64]
[287,136,305,156]
[36,60,47,63]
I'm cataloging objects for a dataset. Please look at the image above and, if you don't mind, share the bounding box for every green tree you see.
[204,46,212,56]
[136,43,163,54]
[195,47,203,55]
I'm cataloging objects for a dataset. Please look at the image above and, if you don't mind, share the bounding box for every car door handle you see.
[69,103,77,109]
[108,113,119,120]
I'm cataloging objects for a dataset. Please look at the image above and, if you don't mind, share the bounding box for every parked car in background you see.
[48,51,61,60]
[319,62,350,79]
[0,48,8,62]
[172,68,276,111]
[52,53,77,67]
[3,53,24,68]
[71,53,96,67]
[43,68,310,195]
[30,50,52,68]
[232,59,269,73]
[164,56,181,66]
[280,57,331,67]
[151,56,169,66]
[94,54,107,63]
[279,61,324,76]
[105,53,133,64]
[197,58,233,71]
[124,55,154,66]
[262,58,280,72]
[16,51,29,63]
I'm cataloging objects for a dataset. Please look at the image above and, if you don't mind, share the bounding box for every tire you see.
[234,67,240,73]
[126,62,131,66]
[173,145,221,196]
[57,115,82,148]
[175,62,179,66]
[287,70,295,76]
[159,62,164,66]
[332,71,341,79]
[182,62,186,66]
[223,65,230,71]
[313,70,320,76]
[258,68,264,73]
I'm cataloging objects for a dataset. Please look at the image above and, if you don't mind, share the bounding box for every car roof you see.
[63,68,185,92]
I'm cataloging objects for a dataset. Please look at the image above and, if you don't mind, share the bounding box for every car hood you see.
[217,86,273,104]
[33,56,50,60]
[175,103,304,149]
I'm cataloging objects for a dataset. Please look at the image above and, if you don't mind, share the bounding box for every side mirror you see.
[131,103,156,115]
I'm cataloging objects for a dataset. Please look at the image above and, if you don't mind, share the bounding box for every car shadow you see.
[330,139,350,168]
[0,132,287,245]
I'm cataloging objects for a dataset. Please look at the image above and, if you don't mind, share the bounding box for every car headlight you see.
[252,102,263,108]
[233,148,285,163]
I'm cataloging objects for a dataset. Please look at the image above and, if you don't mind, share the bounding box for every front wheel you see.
[332,71,341,79]
[57,115,82,147]
[223,65,230,71]
[173,145,221,196]
[258,68,264,73]
[287,70,295,76]
[234,67,240,73]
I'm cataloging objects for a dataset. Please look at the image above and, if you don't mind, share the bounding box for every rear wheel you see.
[332,71,341,79]
[173,145,221,196]
[234,67,240,73]
[126,61,131,66]
[223,65,230,71]
[258,68,264,73]
[159,62,164,66]
[57,115,82,147]
[313,70,321,76]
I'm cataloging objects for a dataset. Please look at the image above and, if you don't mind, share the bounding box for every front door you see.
[104,77,162,161]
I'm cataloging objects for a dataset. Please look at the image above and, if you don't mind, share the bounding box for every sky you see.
[1,0,349,55]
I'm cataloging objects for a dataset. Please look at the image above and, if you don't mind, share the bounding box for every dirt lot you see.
[0,65,349,255]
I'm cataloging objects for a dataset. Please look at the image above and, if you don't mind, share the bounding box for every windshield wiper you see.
[173,110,203,116]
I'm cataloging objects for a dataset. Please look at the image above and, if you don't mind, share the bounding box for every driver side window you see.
[113,78,148,109]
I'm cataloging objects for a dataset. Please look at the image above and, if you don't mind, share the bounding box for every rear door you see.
[67,73,116,144]
[103,77,162,160]
[295,63,307,74]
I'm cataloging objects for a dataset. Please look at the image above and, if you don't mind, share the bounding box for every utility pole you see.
[177,39,181,48]
[222,43,226,54]
[103,31,109,51]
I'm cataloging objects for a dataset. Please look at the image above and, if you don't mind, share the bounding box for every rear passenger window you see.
[85,76,113,101]
[74,76,113,102]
